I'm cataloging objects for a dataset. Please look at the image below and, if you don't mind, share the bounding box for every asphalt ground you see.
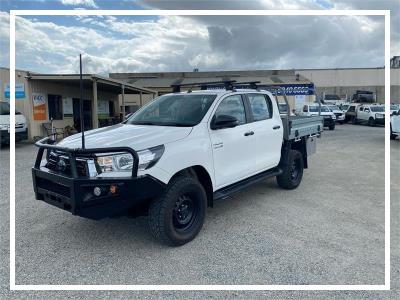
[0,124,399,299]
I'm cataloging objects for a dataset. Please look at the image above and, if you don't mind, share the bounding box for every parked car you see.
[326,104,345,124]
[32,86,323,246]
[353,104,385,126]
[0,100,28,145]
[299,104,336,130]
[391,109,400,140]
[390,104,400,116]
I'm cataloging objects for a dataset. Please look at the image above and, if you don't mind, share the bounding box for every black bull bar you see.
[31,137,165,219]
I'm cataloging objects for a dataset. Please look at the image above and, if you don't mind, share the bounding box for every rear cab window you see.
[247,94,273,121]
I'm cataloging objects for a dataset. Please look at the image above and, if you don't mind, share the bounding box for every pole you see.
[79,54,85,149]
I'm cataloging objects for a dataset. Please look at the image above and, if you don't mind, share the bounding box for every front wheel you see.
[391,125,396,140]
[148,176,206,246]
[368,117,376,127]
[277,150,304,190]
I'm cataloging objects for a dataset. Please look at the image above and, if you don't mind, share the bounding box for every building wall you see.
[1,68,121,140]
[297,68,400,103]
[28,80,119,139]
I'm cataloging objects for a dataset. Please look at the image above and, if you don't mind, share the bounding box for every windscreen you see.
[309,106,330,112]
[127,94,217,127]
[370,106,384,112]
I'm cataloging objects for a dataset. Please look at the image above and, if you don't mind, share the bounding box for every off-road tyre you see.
[148,176,206,246]
[277,150,304,190]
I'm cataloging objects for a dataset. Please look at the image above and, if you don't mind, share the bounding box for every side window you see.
[303,105,308,112]
[247,94,273,121]
[359,107,364,112]
[348,106,355,112]
[215,95,246,125]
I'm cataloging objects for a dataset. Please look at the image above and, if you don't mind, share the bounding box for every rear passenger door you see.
[245,93,283,172]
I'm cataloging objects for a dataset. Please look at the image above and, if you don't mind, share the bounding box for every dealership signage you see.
[257,84,315,95]
[32,93,47,121]
[207,83,315,95]
[4,83,25,98]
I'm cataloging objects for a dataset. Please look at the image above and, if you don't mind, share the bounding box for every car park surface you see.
[0,124,399,299]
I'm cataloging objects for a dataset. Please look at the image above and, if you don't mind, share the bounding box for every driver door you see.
[208,94,257,189]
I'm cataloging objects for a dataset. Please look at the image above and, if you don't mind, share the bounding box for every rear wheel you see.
[277,150,304,190]
[148,176,206,246]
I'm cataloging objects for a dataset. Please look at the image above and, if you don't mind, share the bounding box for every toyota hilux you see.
[32,84,323,246]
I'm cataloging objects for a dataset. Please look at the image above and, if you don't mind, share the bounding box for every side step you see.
[213,167,282,201]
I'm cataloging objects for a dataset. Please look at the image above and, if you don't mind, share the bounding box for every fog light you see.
[93,187,102,196]
[110,185,117,194]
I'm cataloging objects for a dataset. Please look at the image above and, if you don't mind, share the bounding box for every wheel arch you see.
[170,165,214,208]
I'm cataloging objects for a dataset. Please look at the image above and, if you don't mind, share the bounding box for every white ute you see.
[391,108,400,140]
[0,101,28,145]
[32,83,323,245]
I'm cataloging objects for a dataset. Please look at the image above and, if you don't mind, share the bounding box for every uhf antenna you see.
[79,53,85,149]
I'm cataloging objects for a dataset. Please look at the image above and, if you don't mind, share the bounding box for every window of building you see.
[48,94,63,120]
[248,94,273,121]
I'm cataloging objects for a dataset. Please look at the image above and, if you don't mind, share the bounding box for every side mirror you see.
[393,111,398,116]
[211,114,239,130]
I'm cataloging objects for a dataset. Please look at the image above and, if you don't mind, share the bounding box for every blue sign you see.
[257,84,315,96]
[4,83,25,98]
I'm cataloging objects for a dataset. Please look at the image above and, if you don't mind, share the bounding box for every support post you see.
[121,84,125,118]
[139,91,143,107]
[92,79,98,129]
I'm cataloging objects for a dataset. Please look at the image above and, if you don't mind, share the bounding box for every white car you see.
[299,104,336,130]
[326,104,345,124]
[354,104,385,126]
[390,104,400,116]
[0,101,28,145]
[391,109,400,140]
[32,85,323,246]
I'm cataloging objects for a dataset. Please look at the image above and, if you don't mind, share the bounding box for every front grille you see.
[46,151,89,177]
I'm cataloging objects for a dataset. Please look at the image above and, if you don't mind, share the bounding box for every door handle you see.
[273,125,281,130]
[244,131,254,136]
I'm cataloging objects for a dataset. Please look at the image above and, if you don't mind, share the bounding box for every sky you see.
[0,0,399,75]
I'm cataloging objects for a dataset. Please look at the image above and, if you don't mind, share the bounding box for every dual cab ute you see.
[32,84,323,246]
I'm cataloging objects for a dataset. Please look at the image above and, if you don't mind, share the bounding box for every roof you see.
[27,73,156,94]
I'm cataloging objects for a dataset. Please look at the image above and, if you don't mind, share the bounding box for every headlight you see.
[0,124,9,130]
[96,145,165,173]
[331,114,336,119]
[375,113,384,119]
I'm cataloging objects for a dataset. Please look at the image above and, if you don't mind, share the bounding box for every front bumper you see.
[0,128,28,144]
[31,137,166,220]
[323,117,335,127]
[375,117,385,125]
[32,168,165,219]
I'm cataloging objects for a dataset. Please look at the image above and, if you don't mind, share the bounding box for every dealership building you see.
[1,62,399,142]
[0,67,156,141]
